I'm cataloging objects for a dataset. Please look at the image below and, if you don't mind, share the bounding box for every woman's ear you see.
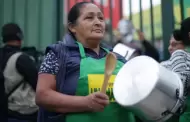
[68,22,76,34]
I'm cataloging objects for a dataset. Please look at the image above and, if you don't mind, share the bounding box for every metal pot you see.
[113,43,136,60]
[113,56,184,122]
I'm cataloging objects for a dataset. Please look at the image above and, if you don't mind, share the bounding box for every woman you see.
[160,26,190,122]
[36,2,135,122]
[161,29,185,67]
[173,18,190,122]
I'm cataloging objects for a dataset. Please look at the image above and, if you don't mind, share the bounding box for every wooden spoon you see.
[101,52,117,93]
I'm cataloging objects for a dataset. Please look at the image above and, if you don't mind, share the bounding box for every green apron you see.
[66,42,135,122]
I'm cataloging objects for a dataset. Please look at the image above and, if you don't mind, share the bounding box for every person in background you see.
[160,29,185,66]
[117,17,135,43]
[0,43,7,122]
[0,23,38,122]
[22,46,45,69]
[114,30,159,62]
[36,2,135,122]
[137,30,160,62]
[161,17,190,122]
[168,29,185,54]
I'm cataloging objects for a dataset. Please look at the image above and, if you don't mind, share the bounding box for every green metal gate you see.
[0,0,189,58]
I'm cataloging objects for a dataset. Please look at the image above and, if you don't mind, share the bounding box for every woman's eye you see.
[99,17,104,20]
[86,16,93,19]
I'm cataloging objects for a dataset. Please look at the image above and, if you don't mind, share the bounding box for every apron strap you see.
[102,47,109,53]
[77,42,86,58]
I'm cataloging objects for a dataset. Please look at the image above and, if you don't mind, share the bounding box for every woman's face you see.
[168,35,185,54]
[70,3,105,44]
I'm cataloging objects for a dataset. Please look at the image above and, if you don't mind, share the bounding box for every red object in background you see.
[65,0,122,29]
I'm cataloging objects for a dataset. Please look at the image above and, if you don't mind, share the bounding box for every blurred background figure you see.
[0,23,38,122]
[117,17,135,43]
[168,29,185,54]
[136,30,160,62]
[160,17,190,122]
[113,29,159,62]
[22,46,45,70]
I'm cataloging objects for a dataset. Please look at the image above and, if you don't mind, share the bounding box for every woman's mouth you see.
[93,29,102,33]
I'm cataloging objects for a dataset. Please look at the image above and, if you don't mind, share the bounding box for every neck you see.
[78,38,100,54]
[90,46,100,54]
[83,41,100,54]
[6,40,21,47]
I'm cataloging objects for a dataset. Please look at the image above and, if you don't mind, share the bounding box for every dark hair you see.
[68,2,89,24]
[1,23,23,43]
[67,2,90,38]
[173,29,182,41]
[180,17,190,45]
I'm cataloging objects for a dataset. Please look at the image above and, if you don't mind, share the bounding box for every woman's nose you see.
[94,18,101,25]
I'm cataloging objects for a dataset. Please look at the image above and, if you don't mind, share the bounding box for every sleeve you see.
[168,50,188,73]
[16,53,38,90]
[38,50,60,75]
[167,50,190,96]
[142,40,160,62]
[160,60,170,68]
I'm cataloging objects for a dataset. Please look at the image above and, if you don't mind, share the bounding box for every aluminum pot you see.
[113,56,184,122]
[113,43,136,60]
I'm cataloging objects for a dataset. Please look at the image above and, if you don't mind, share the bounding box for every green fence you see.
[0,0,189,59]
[0,0,63,51]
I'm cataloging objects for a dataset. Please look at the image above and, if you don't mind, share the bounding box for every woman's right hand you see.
[85,92,109,112]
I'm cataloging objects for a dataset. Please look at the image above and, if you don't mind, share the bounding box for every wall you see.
[0,0,60,51]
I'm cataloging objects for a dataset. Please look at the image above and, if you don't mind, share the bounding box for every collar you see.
[3,45,20,50]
